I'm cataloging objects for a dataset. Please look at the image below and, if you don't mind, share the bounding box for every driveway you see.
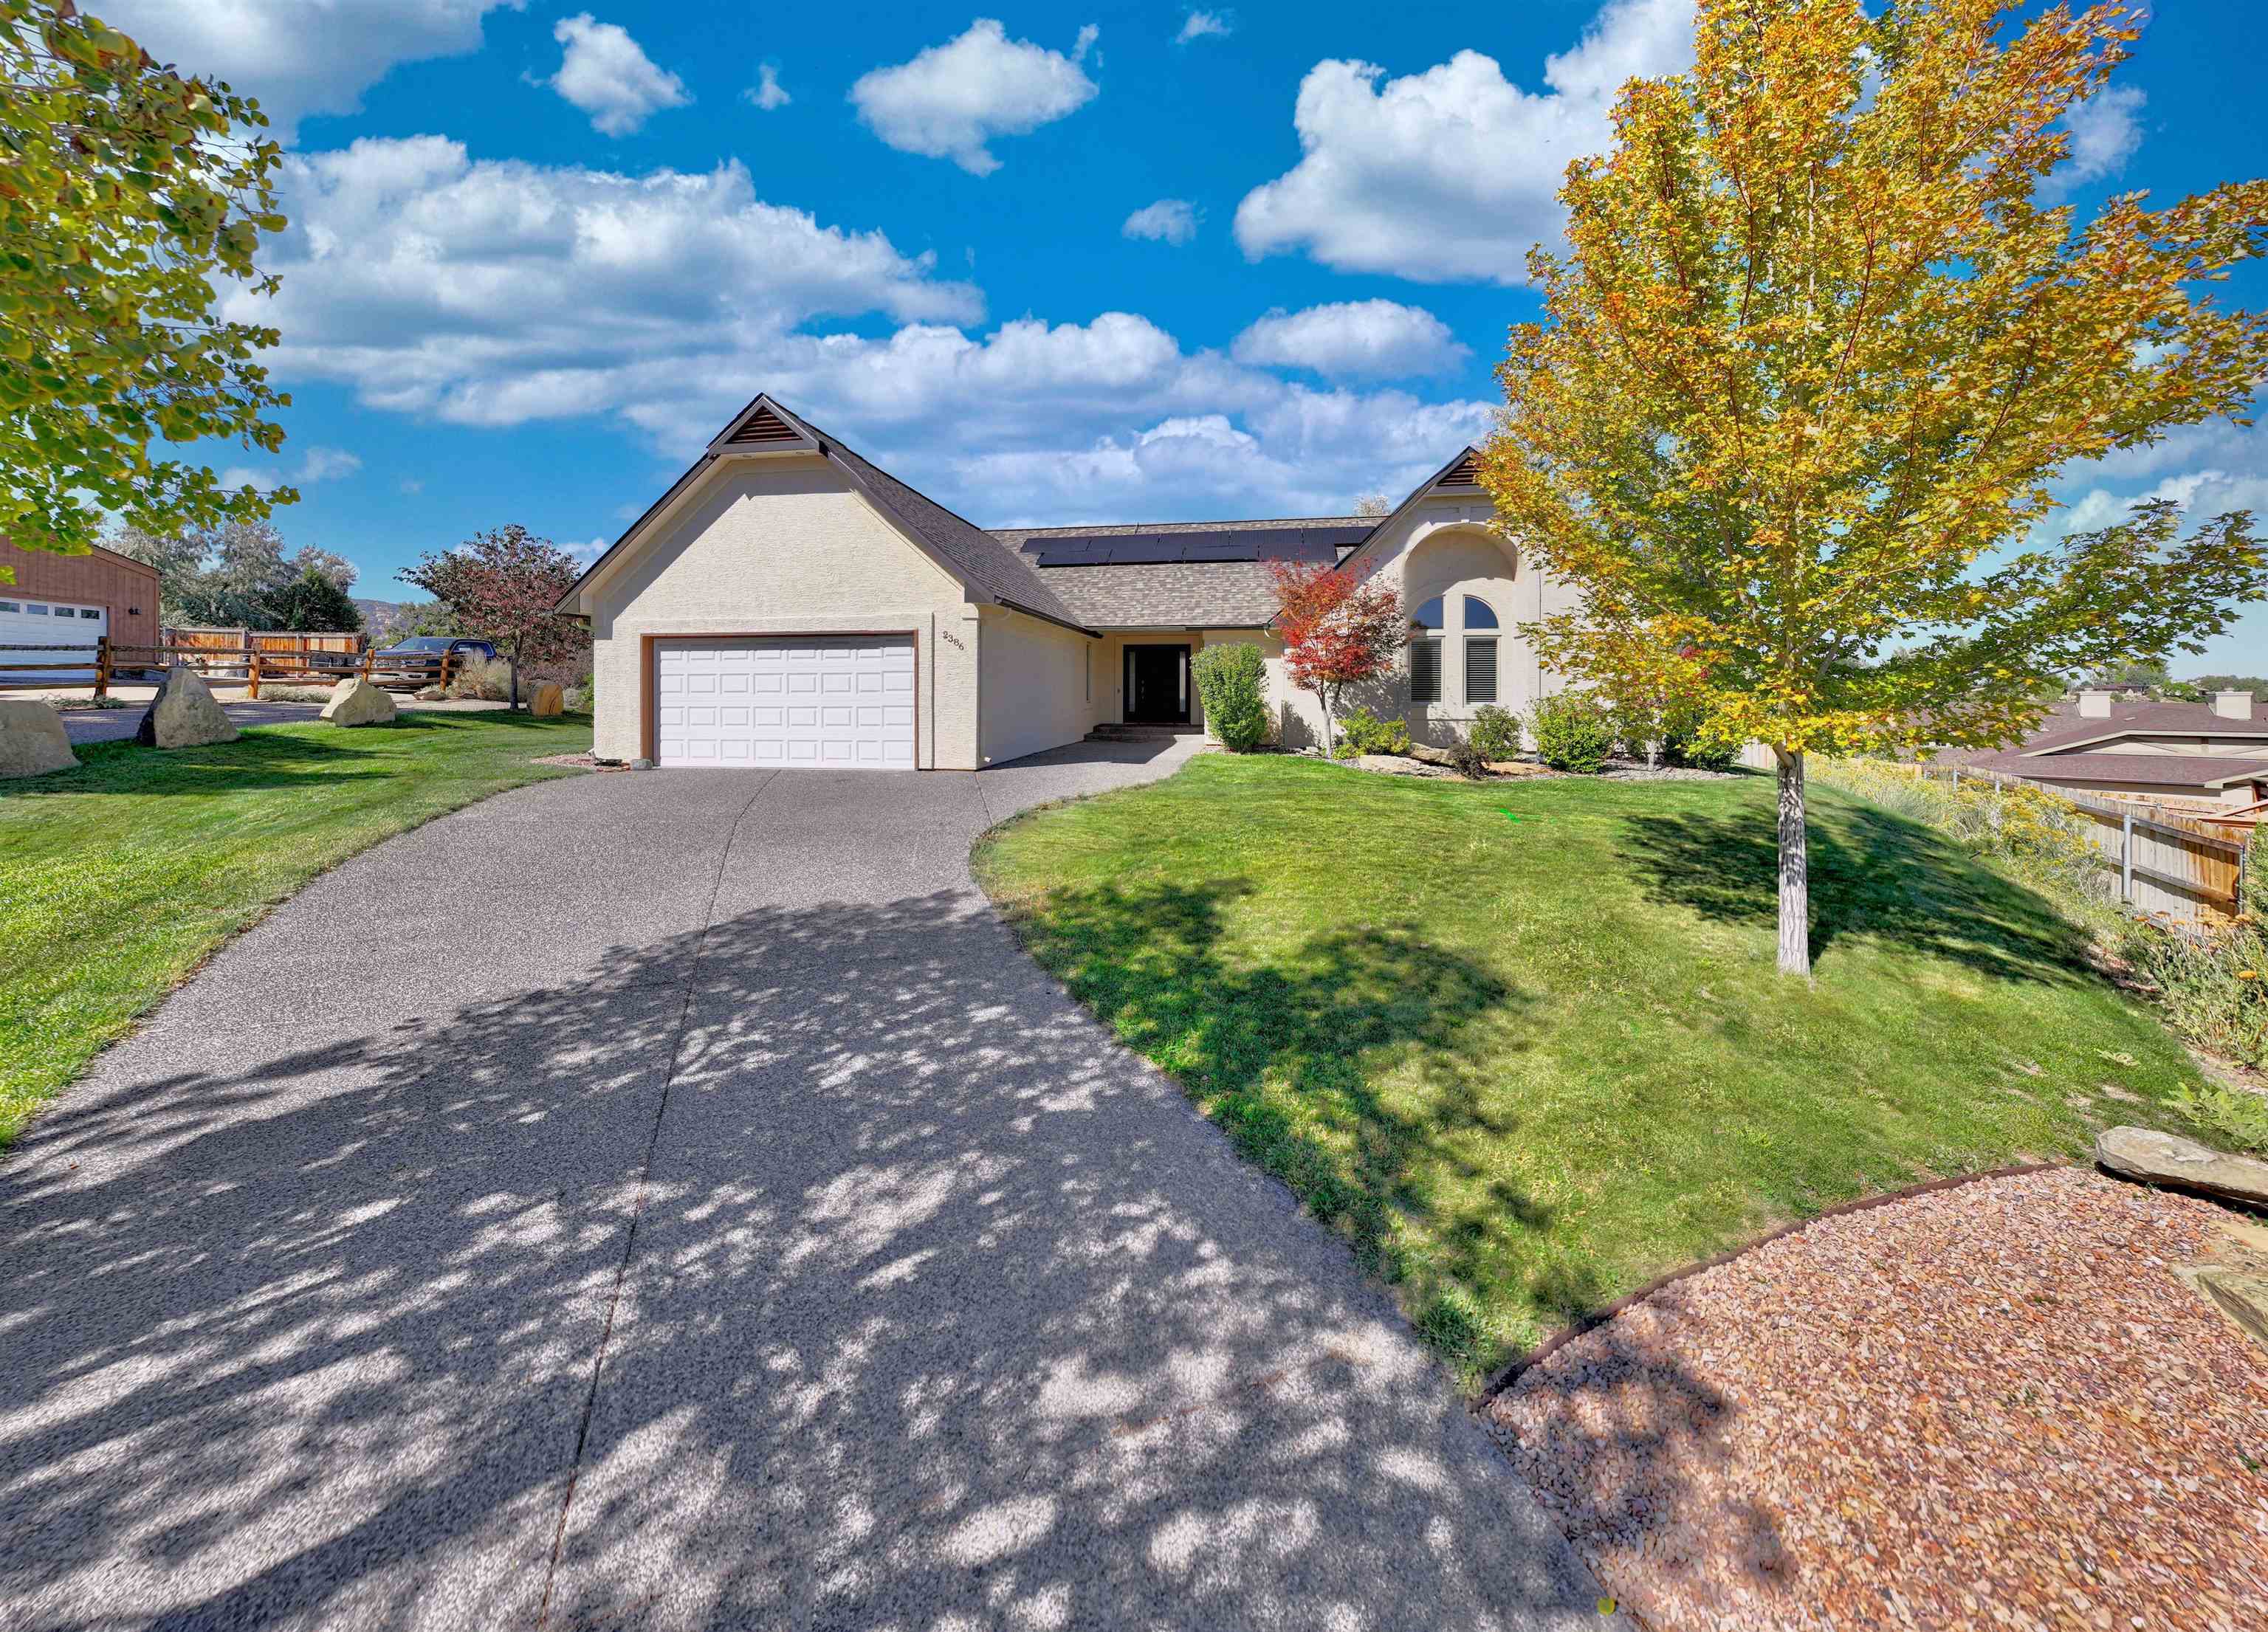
[0,739,1607,1631]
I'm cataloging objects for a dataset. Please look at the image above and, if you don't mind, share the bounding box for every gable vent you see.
[726,405,803,446]
[1437,450,1483,489]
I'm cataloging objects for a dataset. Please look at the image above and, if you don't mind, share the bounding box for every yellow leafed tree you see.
[1484,0,2268,976]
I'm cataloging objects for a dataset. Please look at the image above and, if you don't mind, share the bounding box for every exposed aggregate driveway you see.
[1,738,1607,1631]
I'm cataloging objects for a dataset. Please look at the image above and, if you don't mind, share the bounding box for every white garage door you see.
[0,596,106,683]
[655,636,915,768]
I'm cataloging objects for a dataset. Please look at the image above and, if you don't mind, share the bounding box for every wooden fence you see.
[1915,763,2248,923]
[0,639,458,699]
[164,627,365,658]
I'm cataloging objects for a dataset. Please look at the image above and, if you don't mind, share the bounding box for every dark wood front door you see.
[1123,644,1189,724]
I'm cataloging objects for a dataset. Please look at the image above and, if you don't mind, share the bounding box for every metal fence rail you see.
[1915,762,2247,923]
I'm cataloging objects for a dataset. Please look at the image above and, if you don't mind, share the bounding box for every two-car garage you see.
[652,636,916,768]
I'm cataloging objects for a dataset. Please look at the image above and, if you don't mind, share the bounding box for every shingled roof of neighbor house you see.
[991,517,1375,628]
[1969,749,2268,789]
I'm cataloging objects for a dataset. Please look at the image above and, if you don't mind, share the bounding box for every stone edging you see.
[1474,1160,2066,1406]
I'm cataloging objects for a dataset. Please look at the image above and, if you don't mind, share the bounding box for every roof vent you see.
[1437,450,1483,489]
[725,405,803,446]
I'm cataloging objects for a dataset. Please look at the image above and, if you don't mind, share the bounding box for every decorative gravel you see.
[1484,1168,2268,1632]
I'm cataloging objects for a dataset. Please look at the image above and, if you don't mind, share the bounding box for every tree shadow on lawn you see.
[1001,876,1567,1366]
[1617,796,2096,985]
[1,887,1607,1631]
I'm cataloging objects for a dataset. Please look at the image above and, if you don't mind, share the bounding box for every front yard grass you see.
[0,712,592,1149]
[975,753,2211,1384]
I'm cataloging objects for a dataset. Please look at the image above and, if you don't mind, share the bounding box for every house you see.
[0,538,160,684]
[1943,689,2268,808]
[557,394,1576,769]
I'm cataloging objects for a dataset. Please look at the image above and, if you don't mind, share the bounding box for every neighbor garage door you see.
[655,636,915,768]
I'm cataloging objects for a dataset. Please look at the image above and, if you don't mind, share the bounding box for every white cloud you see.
[231,140,1496,526]
[233,137,983,425]
[547,13,691,137]
[2047,83,2145,196]
[745,63,791,111]
[92,0,522,142]
[1231,300,1468,379]
[1177,10,1233,44]
[850,18,1100,175]
[1234,0,1693,283]
[221,444,363,493]
[1122,199,1199,245]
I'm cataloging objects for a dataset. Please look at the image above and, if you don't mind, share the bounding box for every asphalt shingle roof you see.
[990,517,1372,629]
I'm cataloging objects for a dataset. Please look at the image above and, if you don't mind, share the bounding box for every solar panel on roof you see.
[1025,520,1375,568]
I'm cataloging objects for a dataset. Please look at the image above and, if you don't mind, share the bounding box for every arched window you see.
[1463,596,1499,629]
[1409,596,1443,703]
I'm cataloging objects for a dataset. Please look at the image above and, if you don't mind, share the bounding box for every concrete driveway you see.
[0,739,1606,1631]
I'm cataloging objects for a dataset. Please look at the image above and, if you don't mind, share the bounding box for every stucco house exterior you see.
[558,394,1576,769]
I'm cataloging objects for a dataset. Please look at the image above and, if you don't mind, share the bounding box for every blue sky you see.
[107,1,2266,668]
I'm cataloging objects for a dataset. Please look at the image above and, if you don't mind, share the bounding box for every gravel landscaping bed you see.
[1484,1167,2268,1631]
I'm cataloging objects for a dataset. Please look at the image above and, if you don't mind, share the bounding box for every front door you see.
[1123,644,1189,725]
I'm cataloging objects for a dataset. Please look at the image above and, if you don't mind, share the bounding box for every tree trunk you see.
[509,652,520,712]
[1774,746,1811,977]
[1317,687,1336,757]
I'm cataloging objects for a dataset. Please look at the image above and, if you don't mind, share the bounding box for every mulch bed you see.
[1483,1168,2268,1631]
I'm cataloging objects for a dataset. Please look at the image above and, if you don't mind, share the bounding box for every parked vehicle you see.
[371,635,497,688]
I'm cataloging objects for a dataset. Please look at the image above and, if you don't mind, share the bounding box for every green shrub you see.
[1447,737,1489,779]
[2117,919,2268,1074]
[1467,704,1520,760]
[1526,693,1615,773]
[1812,759,2102,901]
[1666,729,1739,771]
[1335,706,1411,758]
[2167,1078,2268,1155]
[1192,643,1269,751]
[2247,822,2268,919]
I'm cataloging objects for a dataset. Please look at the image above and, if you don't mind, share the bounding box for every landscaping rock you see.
[320,676,398,726]
[2095,1126,2268,1208]
[0,699,78,778]
[1406,742,1455,767]
[528,681,564,717]
[134,664,237,748]
[413,685,447,701]
[1353,754,1456,779]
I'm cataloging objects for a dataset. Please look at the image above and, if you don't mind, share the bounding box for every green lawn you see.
[975,753,2211,1384]
[1,712,593,1149]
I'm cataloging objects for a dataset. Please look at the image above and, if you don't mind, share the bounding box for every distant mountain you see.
[353,598,413,638]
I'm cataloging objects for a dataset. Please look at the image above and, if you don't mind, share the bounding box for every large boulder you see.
[528,681,564,718]
[2095,1126,2268,1208]
[321,675,398,726]
[0,699,78,778]
[134,664,237,749]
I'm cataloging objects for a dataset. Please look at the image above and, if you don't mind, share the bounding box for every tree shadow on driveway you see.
[1,889,1606,1631]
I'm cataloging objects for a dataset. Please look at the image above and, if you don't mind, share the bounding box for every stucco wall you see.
[978,605,1096,765]
[1260,497,1584,750]
[583,455,982,768]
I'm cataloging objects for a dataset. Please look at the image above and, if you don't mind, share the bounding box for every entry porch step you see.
[1085,723,1204,742]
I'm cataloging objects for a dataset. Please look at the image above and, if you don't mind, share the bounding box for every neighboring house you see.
[1942,689,2268,808]
[0,538,159,684]
[557,394,1577,769]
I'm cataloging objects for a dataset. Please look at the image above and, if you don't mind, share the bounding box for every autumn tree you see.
[1268,559,1405,754]
[1483,0,2268,976]
[404,526,586,709]
[1,0,293,576]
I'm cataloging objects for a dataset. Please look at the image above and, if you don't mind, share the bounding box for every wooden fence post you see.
[248,649,263,701]
[94,636,111,702]
[2120,810,2135,903]
[361,646,375,681]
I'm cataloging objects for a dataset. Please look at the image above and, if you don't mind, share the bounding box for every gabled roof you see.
[557,394,1093,633]
[1331,444,1488,579]
[2022,698,2267,756]
[993,516,1370,627]
[1969,747,2268,790]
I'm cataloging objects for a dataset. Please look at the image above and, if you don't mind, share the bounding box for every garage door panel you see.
[656,637,914,769]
